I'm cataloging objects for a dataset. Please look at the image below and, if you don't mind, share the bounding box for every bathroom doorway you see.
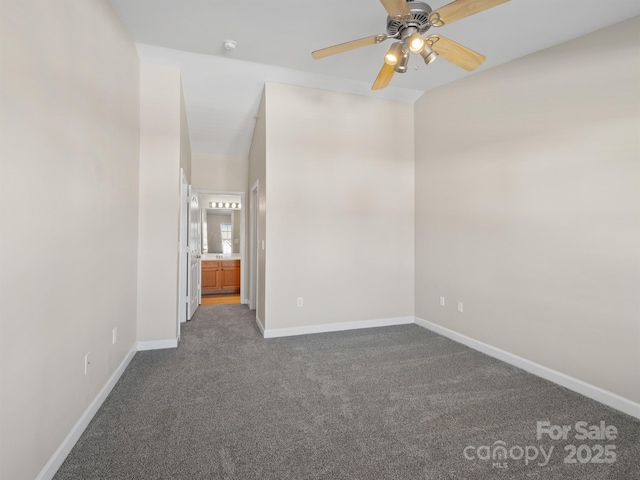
[196,190,246,306]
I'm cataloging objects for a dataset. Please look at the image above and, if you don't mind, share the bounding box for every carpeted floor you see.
[54,304,640,479]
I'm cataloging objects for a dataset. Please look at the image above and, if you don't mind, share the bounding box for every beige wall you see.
[180,84,192,181]
[0,1,140,478]
[263,83,414,330]
[415,18,640,403]
[191,152,248,192]
[248,92,267,326]
[137,62,188,343]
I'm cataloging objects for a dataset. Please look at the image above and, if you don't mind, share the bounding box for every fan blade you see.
[379,0,411,18]
[312,34,388,59]
[429,0,510,26]
[372,63,395,90]
[427,35,485,71]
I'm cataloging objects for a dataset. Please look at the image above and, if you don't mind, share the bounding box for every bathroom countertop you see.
[202,253,241,261]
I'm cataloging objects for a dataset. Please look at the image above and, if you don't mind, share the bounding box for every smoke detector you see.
[223,40,237,51]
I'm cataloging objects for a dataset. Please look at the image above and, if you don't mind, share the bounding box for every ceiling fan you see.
[312,0,510,90]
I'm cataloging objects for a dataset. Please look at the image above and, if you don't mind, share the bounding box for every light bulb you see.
[225,203,230,208]
[420,44,438,65]
[408,33,425,54]
[384,42,403,66]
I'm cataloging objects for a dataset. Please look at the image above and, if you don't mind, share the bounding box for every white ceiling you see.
[109,0,640,156]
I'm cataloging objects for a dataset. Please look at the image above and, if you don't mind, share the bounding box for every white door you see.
[187,188,201,320]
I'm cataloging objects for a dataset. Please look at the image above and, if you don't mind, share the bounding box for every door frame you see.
[197,189,247,303]
[177,169,189,330]
[249,181,259,311]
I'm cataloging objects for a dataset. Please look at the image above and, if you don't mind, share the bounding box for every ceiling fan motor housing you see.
[386,1,433,38]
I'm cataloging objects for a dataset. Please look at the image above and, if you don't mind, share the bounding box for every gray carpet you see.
[55,305,640,479]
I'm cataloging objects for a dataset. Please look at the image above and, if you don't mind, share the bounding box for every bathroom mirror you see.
[198,194,242,254]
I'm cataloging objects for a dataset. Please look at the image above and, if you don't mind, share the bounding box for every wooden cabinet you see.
[201,260,240,294]
[201,261,221,293]
[220,261,240,291]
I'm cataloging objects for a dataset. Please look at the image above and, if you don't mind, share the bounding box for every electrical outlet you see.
[297,297,303,307]
[439,296,445,307]
[458,302,464,313]
[112,327,117,345]
[84,352,91,375]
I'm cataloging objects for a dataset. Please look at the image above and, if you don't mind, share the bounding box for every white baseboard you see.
[35,345,137,480]
[136,338,178,351]
[263,316,414,339]
[255,314,265,335]
[414,316,640,420]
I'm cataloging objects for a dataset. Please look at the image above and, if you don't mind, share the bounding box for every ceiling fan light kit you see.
[311,0,510,90]
[420,44,439,64]
[408,31,426,54]
[384,42,404,65]
[394,48,411,73]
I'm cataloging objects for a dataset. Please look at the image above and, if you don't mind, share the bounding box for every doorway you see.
[197,190,246,306]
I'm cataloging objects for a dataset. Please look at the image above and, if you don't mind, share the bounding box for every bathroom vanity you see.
[201,256,241,295]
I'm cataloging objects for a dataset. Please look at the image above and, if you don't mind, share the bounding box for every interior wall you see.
[263,83,414,330]
[137,62,186,343]
[179,83,192,180]
[191,152,248,192]
[248,92,267,326]
[0,1,140,479]
[414,17,640,403]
